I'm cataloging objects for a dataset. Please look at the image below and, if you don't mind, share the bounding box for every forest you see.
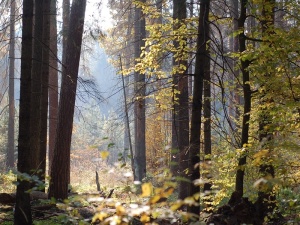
[0,0,300,224]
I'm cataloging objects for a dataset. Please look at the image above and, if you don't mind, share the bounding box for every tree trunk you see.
[30,0,43,175]
[172,0,190,200]
[6,0,16,169]
[48,0,58,175]
[188,0,210,215]
[49,0,87,200]
[203,29,212,200]
[62,0,70,67]
[235,0,251,196]
[14,0,34,224]
[255,1,277,222]
[134,0,146,182]
[38,0,51,188]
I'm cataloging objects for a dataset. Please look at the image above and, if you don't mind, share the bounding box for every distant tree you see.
[6,0,16,169]
[14,0,34,223]
[49,0,87,200]
[133,0,146,182]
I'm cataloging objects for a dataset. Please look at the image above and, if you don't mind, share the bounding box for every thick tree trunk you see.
[134,0,146,182]
[14,0,34,224]
[6,0,16,169]
[49,0,87,200]
[62,0,70,67]
[48,0,58,175]
[188,0,210,215]
[172,0,190,200]
[30,0,43,174]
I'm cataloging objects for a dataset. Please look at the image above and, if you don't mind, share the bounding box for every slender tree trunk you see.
[30,0,43,175]
[235,0,251,197]
[120,57,135,178]
[14,0,34,224]
[39,0,51,188]
[203,35,211,198]
[123,6,133,166]
[172,0,190,200]
[48,0,58,175]
[188,0,210,215]
[134,0,146,182]
[6,0,16,169]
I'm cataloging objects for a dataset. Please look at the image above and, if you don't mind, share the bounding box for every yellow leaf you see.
[140,213,150,223]
[170,200,183,211]
[149,195,161,204]
[141,182,152,197]
[116,205,126,216]
[92,212,108,223]
[254,149,269,158]
[100,151,110,159]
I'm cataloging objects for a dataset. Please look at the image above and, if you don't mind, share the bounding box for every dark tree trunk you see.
[39,0,51,187]
[14,0,34,224]
[49,0,87,200]
[172,0,190,200]
[62,0,70,67]
[188,0,210,215]
[6,0,16,169]
[30,0,44,174]
[134,0,146,182]
[235,0,251,196]
[48,0,58,175]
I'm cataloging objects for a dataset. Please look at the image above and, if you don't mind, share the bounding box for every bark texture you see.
[14,0,34,224]
[188,0,210,215]
[49,0,87,200]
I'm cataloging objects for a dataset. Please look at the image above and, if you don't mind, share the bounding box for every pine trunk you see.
[14,0,34,224]
[49,0,87,200]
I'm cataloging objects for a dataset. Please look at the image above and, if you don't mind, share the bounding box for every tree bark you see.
[188,0,210,215]
[30,0,44,175]
[49,0,87,200]
[14,0,34,224]
[48,0,58,175]
[172,0,190,200]
[39,0,51,187]
[134,0,146,182]
[6,0,16,169]
[235,0,251,196]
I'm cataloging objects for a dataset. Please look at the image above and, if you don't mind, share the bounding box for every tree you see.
[188,0,210,215]
[6,0,16,169]
[49,0,87,200]
[14,0,34,223]
[39,0,51,184]
[48,0,58,174]
[235,0,251,197]
[133,0,146,182]
[30,0,44,175]
[172,0,190,200]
